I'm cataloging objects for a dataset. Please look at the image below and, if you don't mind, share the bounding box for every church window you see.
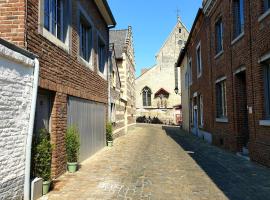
[142,87,152,107]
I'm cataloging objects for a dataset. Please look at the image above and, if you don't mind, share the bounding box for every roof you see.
[176,8,203,67]
[154,88,170,97]
[109,29,128,59]
[94,0,116,27]
[156,19,189,57]
[0,38,37,59]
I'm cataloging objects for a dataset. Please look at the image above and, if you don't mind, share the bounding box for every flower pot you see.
[42,180,51,195]
[67,162,78,173]
[107,141,113,147]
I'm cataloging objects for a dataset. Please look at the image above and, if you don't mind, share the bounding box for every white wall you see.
[0,52,34,199]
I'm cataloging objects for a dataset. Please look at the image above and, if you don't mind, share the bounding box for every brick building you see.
[108,43,124,136]
[110,27,136,136]
[0,0,116,178]
[177,0,270,167]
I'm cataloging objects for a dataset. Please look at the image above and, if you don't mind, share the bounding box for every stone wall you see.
[136,20,189,124]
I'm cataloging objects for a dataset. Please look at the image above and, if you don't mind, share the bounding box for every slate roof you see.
[109,29,128,59]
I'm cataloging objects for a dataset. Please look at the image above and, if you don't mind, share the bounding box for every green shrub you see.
[32,129,53,181]
[65,126,80,163]
[106,123,113,142]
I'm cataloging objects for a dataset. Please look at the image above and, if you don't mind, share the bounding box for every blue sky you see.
[107,0,202,77]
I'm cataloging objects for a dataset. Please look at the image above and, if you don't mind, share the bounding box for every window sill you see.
[216,118,228,123]
[40,28,69,53]
[258,9,270,23]
[231,32,244,46]
[214,50,224,59]
[79,57,94,71]
[259,120,270,126]
[98,71,107,80]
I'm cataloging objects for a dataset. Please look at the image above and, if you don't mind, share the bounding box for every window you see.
[190,99,193,125]
[264,64,270,119]
[188,59,192,85]
[111,103,116,123]
[198,94,203,126]
[98,38,106,74]
[142,87,151,107]
[264,0,270,12]
[44,0,67,41]
[215,18,223,54]
[216,80,227,118]
[79,16,92,62]
[196,43,202,77]
[233,0,244,39]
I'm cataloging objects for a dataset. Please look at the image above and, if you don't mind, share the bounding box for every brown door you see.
[235,71,249,153]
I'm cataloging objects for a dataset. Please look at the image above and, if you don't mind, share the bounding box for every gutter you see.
[24,58,40,200]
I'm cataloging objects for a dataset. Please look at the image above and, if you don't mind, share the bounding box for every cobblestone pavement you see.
[46,124,270,200]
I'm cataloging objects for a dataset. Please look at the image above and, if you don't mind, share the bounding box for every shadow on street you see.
[162,125,270,200]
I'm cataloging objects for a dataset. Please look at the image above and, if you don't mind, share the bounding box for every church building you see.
[135,18,189,125]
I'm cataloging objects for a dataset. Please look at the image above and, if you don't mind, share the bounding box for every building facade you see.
[0,38,38,200]
[177,53,189,131]
[178,0,270,167]
[109,27,136,137]
[136,19,189,125]
[0,0,116,178]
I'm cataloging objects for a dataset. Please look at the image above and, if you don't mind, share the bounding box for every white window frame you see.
[196,42,202,78]
[215,77,228,122]
[215,18,224,56]
[77,3,94,70]
[38,0,71,52]
[199,94,204,127]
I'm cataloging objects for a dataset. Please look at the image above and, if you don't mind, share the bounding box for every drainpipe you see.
[24,58,40,200]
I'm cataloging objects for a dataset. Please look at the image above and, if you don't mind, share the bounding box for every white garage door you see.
[67,96,106,162]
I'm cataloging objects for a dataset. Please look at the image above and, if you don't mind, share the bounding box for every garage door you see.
[67,96,106,162]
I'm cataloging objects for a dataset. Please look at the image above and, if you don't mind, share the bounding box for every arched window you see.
[142,87,152,107]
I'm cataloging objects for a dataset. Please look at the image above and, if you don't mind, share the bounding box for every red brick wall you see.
[25,0,109,177]
[187,0,270,167]
[0,0,26,47]
[249,0,270,166]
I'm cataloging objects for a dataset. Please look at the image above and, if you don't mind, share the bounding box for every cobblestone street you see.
[46,124,270,200]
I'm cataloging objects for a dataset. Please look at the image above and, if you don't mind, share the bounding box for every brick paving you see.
[45,124,270,200]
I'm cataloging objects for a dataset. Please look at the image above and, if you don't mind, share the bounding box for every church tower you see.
[135,17,189,124]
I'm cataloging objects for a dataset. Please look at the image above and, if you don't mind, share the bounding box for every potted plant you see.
[32,129,53,195]
[65,126,80,173]
[106,123,113,147]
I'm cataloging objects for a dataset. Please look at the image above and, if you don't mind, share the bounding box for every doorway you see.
[235,71,249,154]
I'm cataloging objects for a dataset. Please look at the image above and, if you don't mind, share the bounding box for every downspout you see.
[187,52,191,134]
[24,58,39,200]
